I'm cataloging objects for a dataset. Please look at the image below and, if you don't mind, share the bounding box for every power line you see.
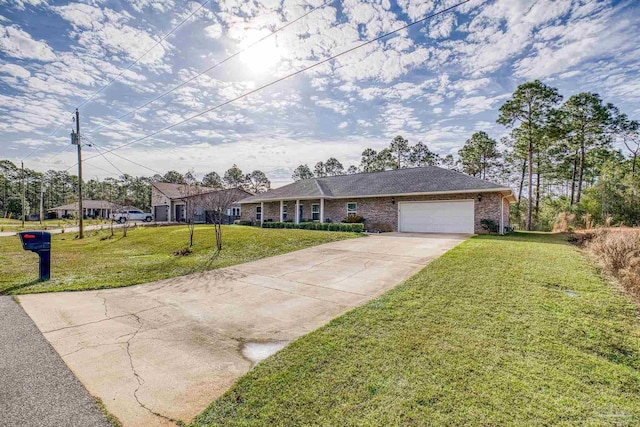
[84,136,163,175]
[75,0,212,111]
[86,0,333,137]
[86,142,127,176]
[82,0,470,163]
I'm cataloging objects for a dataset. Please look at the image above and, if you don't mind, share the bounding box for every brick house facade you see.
[240,191,510,234]
[239,167,514,234]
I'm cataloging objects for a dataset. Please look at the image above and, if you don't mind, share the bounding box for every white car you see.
[112,209,153,223]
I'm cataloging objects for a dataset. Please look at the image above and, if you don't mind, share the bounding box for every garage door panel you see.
[399,201,474,234]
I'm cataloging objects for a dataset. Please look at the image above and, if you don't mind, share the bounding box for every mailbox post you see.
[19,231,51,281]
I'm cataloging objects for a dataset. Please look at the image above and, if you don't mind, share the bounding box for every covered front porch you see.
[258,199,326,225]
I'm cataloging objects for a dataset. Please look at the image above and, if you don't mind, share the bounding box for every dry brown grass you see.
[586,228,640,298]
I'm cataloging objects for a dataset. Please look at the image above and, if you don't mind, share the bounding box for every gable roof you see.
[152,182,219,199]
[239,166,515,203]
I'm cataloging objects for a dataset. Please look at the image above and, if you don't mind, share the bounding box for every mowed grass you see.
[0,225,357,294]
[193,233,640,426]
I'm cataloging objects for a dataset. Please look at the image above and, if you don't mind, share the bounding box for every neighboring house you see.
[48,200,115,219]
[239,166,516,234]
[151,182,250,223]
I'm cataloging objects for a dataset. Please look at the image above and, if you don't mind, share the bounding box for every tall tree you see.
[409,142,439,167]
[244,170,271,193]
[313,161,327,178]
[223,164,245,188]
[457,131,500,179]
[292,164,314,181]
[346,165,359,174]
[376,148,397,170]
[613,113,639,176]
[324,157,344,176]
[497,80,562,230]
[202,171,223,189]
[162,170,186,184]
[360,148,380,173]
[390,135,410,169]
[559,93,612,204]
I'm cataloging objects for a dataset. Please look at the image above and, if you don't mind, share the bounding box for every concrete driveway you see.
[19,233,468,427]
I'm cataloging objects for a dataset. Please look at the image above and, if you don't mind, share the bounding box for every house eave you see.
[239,188,516,204]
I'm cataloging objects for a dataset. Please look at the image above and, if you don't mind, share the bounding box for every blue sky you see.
[1,0,639,186]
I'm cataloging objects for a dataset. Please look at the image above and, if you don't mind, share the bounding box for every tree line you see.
[0,161,271,219]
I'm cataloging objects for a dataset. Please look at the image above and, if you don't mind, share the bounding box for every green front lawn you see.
[0,225,357,294]
[193,233,640,426]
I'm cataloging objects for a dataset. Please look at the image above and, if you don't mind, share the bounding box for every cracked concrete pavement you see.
[18,233,468,427]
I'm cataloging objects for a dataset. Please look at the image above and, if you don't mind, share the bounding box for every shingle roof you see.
[152,182,219,199]
[239,166,513,203]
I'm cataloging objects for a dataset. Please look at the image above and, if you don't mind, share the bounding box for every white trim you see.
[240,188,515,204]
[280,200,284,222]
[260,202,264,225]
[397,199,475,233]
[320,198,324,223]
[295,200,300,224]
[311,203,320,221]
[347,201,357,217]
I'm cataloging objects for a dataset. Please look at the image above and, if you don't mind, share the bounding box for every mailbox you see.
[19,231,51,281]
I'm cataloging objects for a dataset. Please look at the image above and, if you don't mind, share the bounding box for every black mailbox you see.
[19,231,51,281]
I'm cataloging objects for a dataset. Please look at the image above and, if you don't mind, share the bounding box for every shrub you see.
[234,220,253,226]
[258,222,362,233]
[481,218,499,234]
[342,215,365,223]
[586,229,640,298]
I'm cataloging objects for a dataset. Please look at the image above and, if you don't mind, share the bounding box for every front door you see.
[175,204,185,222]
[299,204,304,222]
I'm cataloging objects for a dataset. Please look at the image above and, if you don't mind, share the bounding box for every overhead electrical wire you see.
[31,0,212,165]
[86,0,334,137]
[83,136,163,175]
[76,0,213,110]
[77,0,470,166]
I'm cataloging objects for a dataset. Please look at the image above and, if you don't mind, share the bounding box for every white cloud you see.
[0,63,30,78]
[338,121,348,129]
[0,24,56,61]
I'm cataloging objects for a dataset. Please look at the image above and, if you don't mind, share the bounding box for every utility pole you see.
[72,108,84,239]
[40,181,45,224]
[21,161,25,228]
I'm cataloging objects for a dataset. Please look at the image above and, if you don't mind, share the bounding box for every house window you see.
[312,204,320,221]
[231,207,240,217]
[282,204,288,221]
[256,206,262,220]
[347,202,357,217]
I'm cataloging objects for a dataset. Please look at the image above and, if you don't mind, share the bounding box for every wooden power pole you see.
[21,161,25,228]
[73,108,84,239]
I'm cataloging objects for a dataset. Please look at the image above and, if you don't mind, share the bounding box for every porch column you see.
[280,200,284,222]
[260,201,264,226]
[320,198,324,223]
[499,195,504,235]
[295,199,300,224]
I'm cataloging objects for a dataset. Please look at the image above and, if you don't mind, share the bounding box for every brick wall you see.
[241,192,509,233]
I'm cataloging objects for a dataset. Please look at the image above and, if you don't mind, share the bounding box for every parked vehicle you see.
[112,209,153,223]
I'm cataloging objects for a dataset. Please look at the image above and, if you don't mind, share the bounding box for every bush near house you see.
[481,218,499,234]
[342,215,365,223]
[262,222,364,233]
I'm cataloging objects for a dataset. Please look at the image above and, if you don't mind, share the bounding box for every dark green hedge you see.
[262,222,364,233]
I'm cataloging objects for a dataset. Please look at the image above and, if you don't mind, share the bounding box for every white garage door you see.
[399,200,474,233]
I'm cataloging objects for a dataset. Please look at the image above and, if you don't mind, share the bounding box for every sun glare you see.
[238,35,284,73]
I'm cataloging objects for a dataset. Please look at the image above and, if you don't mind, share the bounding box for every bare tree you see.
[200,189,241,252]
[179,173,204,247]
